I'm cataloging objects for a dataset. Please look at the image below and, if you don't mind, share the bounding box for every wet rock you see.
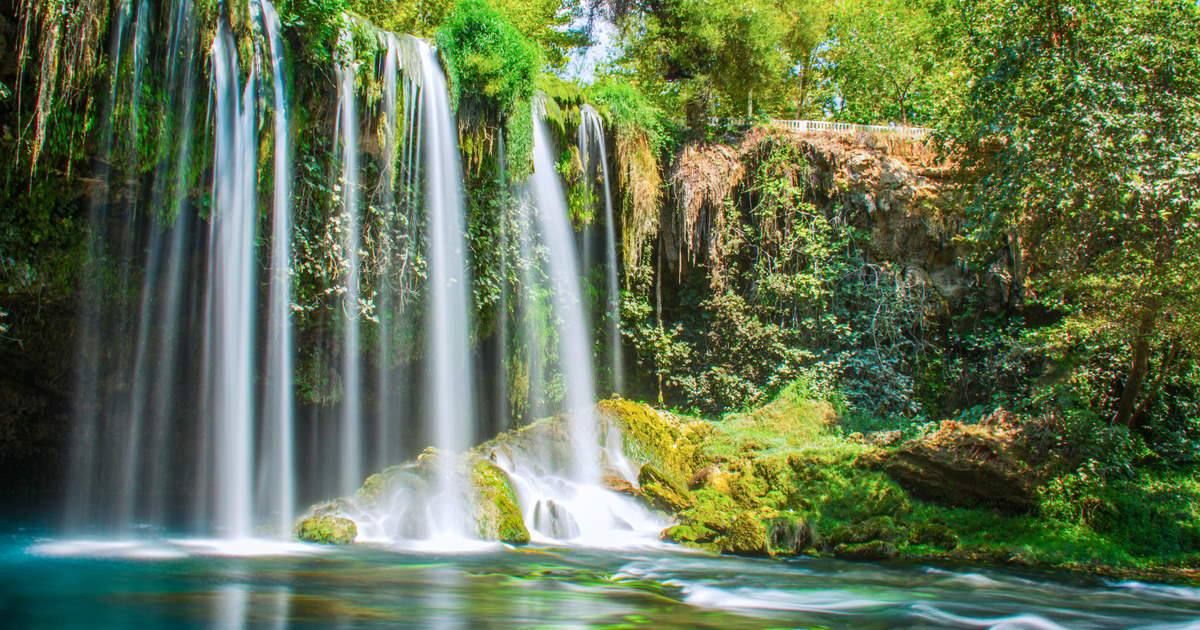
[416,446,440,468]
[602,472,640,497]
[610,512,634,531]
[835,540,898,561]
[532,499,581,539]
[471,459,531,544]
[296,515,358,545]
[880,418,1036,513]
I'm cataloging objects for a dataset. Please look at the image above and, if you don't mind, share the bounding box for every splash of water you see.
[374,33,402,473]
[336,55,364,497]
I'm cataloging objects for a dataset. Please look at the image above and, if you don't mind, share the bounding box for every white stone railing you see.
[712,118,931,139]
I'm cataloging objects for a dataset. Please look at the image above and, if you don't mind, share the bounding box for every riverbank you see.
[298,382,1199,585]
[598,385,1200,585]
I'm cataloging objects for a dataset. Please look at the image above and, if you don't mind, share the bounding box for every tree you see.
[825,0,959,125]
[775,0,834,118]
[951,0,1200,428]
[616,0,791,129]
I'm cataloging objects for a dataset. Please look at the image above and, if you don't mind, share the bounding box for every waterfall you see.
[66,0,202,535]
[336,57,364,497]
[578,106,623,395]
[113,0,156,531]
[258,0,295,539]
[527,103,600,484]
[65,0,130,533]
[411,37,476,538]
[208,16,258,539]
[60,3,642,547]
[374,34,402,473]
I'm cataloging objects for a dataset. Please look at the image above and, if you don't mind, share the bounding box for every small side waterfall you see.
[578,106,623,395]
[374,34,402,473]
[527,103,600,485]
[65,0,132,534]
[336,56,364,497]
[258,0,295,538]
[208,17,258,539]
[411,37,476,539]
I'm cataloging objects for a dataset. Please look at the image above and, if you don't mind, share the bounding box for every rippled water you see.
[3,532,1198,628]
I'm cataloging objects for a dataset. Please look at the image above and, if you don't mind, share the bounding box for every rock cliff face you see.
[669,127,985,307]
[803,134,972,306]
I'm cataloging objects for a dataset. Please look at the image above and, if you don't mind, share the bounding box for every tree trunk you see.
[1115,308,1158,427]
[1008,230,1025,305]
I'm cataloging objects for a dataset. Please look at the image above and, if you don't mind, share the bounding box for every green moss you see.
[638,464,694,513]
[597,398,698,481]
[678,488,741,534]
[663,523,719,549]
[908,523,959,550]
[720,512,770,556]
[835,540,898,561]
[296,515,358,545]
[471,459,531,545]
[827,516,902,547]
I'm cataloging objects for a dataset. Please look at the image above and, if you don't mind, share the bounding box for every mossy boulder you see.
[835,540,898,561]
[881,418,1037,513]
[663,523,719,548]
[719,512,770,556]
[296,515,358,545]
[598,398,698,481]
[355,465,413,506]
[638,463,694,513]
[471,459,530,544]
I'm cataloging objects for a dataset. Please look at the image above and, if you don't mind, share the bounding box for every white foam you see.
[29,537,328,560]
[680,582,887,615]
[1110,580,1200,602]
[910,603,1068,629]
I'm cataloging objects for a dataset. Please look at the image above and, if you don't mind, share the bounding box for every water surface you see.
[3,533,1198,628]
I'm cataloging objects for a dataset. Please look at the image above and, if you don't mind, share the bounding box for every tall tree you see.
[616,0,791,128]
[776,0,835,118]
[952,0,1200,428]
[826,0,958,125]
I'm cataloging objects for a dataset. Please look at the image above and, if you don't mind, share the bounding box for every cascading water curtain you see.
[578,105,624,396]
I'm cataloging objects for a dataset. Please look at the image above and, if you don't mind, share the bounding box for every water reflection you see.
[214,584,249,630]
